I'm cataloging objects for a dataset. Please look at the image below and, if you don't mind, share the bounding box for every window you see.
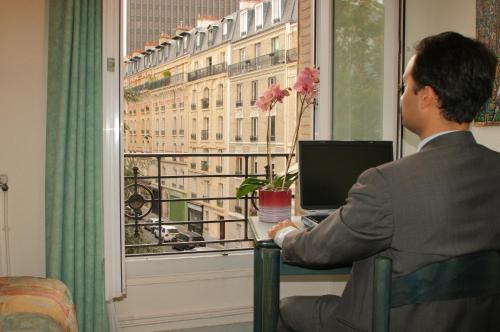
[196,33,201,49]
[251,117,258,140]
[271,37,280,53]
[270,115,276,141]
[255,43,261,58]
[255,3,264,30]
[236,118,242,140]
[251,81,258,104]
[222,21,228,39]
[240,10,248,36]
[239,48,246,63]
[219,52,225,63]
[217,116,223,137]
[272,0,281,23]
[217,84,224,104]
[268,76,276,87]
[236,84,243,104]
[183,36,188,50]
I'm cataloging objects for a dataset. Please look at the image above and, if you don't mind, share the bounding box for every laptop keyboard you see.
[307,214,329,223]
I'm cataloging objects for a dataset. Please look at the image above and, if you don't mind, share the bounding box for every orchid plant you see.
[236,67,320,198]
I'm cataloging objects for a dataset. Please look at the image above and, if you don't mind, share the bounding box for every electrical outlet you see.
[0,174,7,185]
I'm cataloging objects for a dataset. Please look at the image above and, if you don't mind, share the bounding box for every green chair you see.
[372,250,500,332]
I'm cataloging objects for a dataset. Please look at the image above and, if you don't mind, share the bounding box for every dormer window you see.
[196,33,201,49]
[255,3,264,30]
[222,21,228,39]
[272,0,281,23]
[183,36,188,50]
[240,11,248,37]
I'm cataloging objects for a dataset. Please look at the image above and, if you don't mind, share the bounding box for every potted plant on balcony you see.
[236,67,320,222]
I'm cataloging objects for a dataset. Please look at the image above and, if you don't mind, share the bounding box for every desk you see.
[249,217,352,332]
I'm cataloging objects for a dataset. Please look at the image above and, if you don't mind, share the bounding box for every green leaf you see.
[236,177,269,198]
[272,171,298,189]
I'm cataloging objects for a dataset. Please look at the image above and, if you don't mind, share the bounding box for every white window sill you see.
[126,251,254,278]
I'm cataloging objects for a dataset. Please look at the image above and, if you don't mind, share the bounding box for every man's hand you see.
[268,219,298,239]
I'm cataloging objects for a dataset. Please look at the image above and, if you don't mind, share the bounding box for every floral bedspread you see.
[0,277,78,332]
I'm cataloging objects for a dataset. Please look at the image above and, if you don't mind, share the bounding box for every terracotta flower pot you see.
[256,189,292,223]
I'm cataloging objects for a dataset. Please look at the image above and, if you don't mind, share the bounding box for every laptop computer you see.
[298,140,393,228]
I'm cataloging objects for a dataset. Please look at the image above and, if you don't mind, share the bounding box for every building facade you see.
[127,0,239,54]
[124,0,298,247]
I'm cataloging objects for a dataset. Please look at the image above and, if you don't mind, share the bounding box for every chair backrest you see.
[372,251,500,332]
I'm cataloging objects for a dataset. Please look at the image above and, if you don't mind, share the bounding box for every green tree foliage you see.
[333,0,384,140]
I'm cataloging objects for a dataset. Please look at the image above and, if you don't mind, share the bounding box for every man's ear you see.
[418,85,440,110]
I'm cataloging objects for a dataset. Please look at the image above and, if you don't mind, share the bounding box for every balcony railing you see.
[190,162,196,169]
[228,49,296,77]
[236,100,243,107]
[187,63,227,82]
[250,135,258,142]
[191,103,197,111]
[201,130,209,140]
[250,99,256,106]
[161,130,165,136]
[178,102,185,109]
[216,100,223,107]
[124,73,187,94]
[235,135,242,141]
[216,165,223,173]
[270,135,276,142]
[172,103,177,109]
[123,152,293,256]
[201,98,209,109]
[172,130,177,135]
[190,133,196,140]
[200,160,209,171]
[179,129,185,136]
[216,133,223,140]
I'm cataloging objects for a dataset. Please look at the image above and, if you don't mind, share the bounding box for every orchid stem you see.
[266,106,272,187]
[281,96,307,190]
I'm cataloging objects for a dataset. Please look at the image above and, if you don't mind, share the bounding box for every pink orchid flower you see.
[255,95,270,112]
[270,84,286,103]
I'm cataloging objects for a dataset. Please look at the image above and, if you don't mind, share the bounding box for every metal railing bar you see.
[124,219,247,227]
[125,238,254,248]
[126,247,252,257]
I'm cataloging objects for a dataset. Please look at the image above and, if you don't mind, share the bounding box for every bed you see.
[0,276,78,331]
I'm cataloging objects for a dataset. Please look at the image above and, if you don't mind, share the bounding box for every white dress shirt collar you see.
[417,130,460,152]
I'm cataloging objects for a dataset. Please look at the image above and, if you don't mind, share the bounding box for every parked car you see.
[145,217,158,231]
[172,231,206,251]
[152,224,179,241]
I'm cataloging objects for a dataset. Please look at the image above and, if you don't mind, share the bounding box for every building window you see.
[217,84,224,105]
[196,33,201,49]
[236,84,243,105]
[222,21,228,39]
[268,76,276,87]
[240,10,248,36]
[272,0,281,23]
[183,36,188,50]
[255,43,261,59]
[271,37,280,53]
[251,117,258,140]
[251,81,258,104]
[255,3,264,30]
[219,52,226,63]
[239,48,246,63]
[236,118,242,140]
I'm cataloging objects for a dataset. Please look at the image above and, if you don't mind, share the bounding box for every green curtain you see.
[46,0,108,331]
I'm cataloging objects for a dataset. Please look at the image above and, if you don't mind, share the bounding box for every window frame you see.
[103,0,402,300]
[240,10,248,37]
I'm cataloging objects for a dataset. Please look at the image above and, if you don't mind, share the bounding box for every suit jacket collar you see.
[420,130,476,152]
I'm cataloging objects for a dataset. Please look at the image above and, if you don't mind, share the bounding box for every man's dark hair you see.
[412,31,497,123]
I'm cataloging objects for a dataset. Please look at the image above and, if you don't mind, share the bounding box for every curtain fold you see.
[46,0,108,331]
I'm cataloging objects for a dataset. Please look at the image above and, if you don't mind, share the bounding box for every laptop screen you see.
[298,140,393,210]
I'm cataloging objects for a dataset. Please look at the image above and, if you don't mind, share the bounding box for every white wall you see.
[0,0,48,277]
[403,0,500,155]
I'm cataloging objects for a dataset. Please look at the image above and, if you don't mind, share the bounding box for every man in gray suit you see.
[269,31,499,332]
